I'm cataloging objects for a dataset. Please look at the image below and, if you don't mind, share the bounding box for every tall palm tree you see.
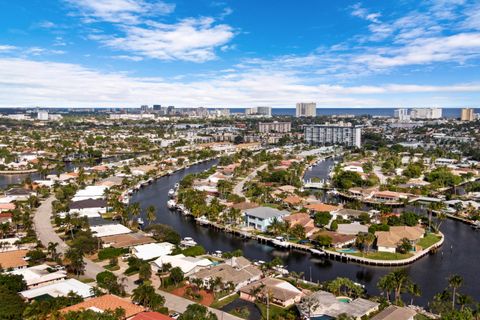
[146,205,157,224]
[448,274,463,310]
[408,283,421,305]
[47,242,59,261]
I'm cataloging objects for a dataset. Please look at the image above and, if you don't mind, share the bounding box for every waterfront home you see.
[9,264,67,289]
[69,198,107,218]
[297,290,379,320]
[4,188,36,201]
[310,231,356,248]
[283,213,319,237]
[91,223,132,238]
[153,254,212,276]
[239,277,304,307]
[243,207,289,232]
[372,191,410,203]
[375,226,425,253]
[282,195,304,208]
[20,278,93,301]
[189,256,262,291]
[131,242,175,260]
[71,185,109,202]
[60,294,144,319]
[371,305,417,320]
[0,249,29,269]
[305,203,341,214]
[101,233,155,249]
[337,223,369,235]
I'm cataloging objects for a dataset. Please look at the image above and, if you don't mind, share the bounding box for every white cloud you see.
[0,58,479,108]
[93,17,235,62]
[0,45,17,52]
[66,0,175,24]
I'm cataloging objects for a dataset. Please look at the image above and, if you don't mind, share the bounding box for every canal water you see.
[131,159,480,306]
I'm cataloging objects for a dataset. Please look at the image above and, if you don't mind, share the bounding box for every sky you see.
[0,0,480,108]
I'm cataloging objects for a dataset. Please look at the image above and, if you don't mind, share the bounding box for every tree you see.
[266,217,286,236]
[170,267,184,285]
[65,248,85,277]
[313,234,332,247]
[96,271,124,296]
[355,232,375,255]
[132,284,165,311]
[397,238,413,254]
[26,249,47,265]
[378,269,415,305]
[314,212,332,227]
[145,224,181,245]
[47,242,60,261]
[61,308,126,320]
[0,285,26,320]
[289,224,306,239]
[146,205,157,224]
[179,304,218,320]
[448,274,463,310]
[138,263,152,282]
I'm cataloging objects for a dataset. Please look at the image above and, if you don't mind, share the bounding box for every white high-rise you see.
[296,102,316,117]
[394,108,410,121]
[304,124,362,148]
[410,108,442,119]
[37,110,49,121]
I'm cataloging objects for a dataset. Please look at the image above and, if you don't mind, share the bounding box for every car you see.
[169,312,180,319]
[54,265,66,270]
[121,253,132,261]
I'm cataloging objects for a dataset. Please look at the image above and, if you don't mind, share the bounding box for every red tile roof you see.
[131,312,173,320]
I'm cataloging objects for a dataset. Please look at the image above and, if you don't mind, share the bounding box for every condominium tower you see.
[461,108,475,121]
[258,121,291,133]
[296,102,316,117]
[304,124,362,148]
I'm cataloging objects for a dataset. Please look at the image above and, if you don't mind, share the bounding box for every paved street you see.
[232,164,267,200]
[33,196,242,319]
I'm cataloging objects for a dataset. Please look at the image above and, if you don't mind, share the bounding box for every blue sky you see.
[0,0,480,108]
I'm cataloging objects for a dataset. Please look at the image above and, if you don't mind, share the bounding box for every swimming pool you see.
[337,248,358,253]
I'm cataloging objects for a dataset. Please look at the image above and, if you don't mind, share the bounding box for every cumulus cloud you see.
[92,17,235,62]
[0,58,479,108]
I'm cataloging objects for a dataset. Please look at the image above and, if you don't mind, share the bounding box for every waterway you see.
[131,159,480,306]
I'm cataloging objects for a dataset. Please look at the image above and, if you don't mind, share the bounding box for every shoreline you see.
[0,168,38,174]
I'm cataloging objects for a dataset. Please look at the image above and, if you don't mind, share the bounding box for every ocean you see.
[229,107,477,118]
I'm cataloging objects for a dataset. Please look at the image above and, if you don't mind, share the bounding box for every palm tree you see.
[408,283,421,305]
[47,242,59,261]
[448,274,463,309]
[267,217,285,236]
[146,205,157,224]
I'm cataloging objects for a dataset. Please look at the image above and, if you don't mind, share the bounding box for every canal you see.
[131,159,480,306]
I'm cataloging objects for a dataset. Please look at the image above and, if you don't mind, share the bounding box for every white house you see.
[20,278,93,301]
[153,254,212,276]
[9,264,67,289]
[131,242,175,260]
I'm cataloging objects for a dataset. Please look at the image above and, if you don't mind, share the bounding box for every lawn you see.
[350,251,413,260]
[255,303,298,320]
[211,294,239,309]
[417,233,442,249]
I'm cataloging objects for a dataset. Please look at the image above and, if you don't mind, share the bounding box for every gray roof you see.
[371,305,416,320]
[69,198,107,210]
[244,206,289,219]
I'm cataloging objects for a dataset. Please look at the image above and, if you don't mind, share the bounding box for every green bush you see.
[182,245,205,257]
[98,247,127,261]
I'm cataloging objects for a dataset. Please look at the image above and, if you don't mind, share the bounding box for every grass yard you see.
[211,294,239,309]
[417,233,442,249]
[351,251,413,260]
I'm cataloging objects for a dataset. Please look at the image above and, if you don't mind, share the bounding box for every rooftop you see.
[60,294,144,319]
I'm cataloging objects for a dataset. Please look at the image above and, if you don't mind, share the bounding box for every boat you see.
[168,189,175,198]
[137,218,144,225]
[310,248,325,256]
[213,250,223,257]
[174,183,180,190]
[195,216,210,225]
[272,236,290,248]
[180,237,197,247]
[272,265,289,275]
[167,199,177,209]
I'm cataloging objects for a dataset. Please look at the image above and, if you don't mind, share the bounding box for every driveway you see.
[232,164,267,201]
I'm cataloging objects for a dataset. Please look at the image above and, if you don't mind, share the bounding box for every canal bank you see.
[131,160,480,307]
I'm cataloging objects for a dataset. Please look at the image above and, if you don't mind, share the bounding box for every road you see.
[34,196,242,319]
[232,164,267,201]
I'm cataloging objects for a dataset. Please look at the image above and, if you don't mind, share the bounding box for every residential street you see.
[232,164,267,200]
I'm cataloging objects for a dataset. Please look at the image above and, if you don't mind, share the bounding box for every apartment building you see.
[296,102,316,117]
[461,108,475,121]
[410,108,442,119]
[258,121,291,133]
[304,124,362,148]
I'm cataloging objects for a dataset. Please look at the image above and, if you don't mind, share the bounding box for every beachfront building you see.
[304,124,362,148]
[410,107,442,119]
[296,102,316,117]
[461,108,475,121]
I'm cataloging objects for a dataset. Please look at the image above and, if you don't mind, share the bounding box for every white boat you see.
[273,265,289,275]
[137,218,144,225]
[213,250,222,257]
[195,216,210,225]
[272,236,290,248]
[168,189,175,198]
[310,248,325,256]
[167,199,177,209]
[180,237,197,247]
[174,183,180,190]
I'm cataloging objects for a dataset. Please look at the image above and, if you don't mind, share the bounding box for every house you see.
[132,242,175,260]
[372,191,410,203]
[9,264,67,288]
[0,204,15,213]
[69,198,107,218]
[282,195,304,207]
[60,294,144,319]
[239,277,304,307]
[72,185,109,202]
[297,290,379,320]
[91,224,132,238]
[131,312,174,320]
[334,208,370,221]
[371,305,417,320]
[153,254,212,276]
[189,256,262,291]
[305,203,340,214]
[4,188,36,201]
[243,207,289,232]
[0,249,29,270]
[283,213,319,237]
[20,278,93,301]
[375,226,425,253]
[101,233,155,249]
[337,223,369,235]
[0,212,13,223]
[310,231,356,248]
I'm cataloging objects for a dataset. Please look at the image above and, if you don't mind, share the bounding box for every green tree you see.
[314,212,332,227]
[170,267,184,285]
[146,205,157,224]
[179,304,218,320]
[96,271,124,296]
[132,284,165,311]
[448,274,463,310]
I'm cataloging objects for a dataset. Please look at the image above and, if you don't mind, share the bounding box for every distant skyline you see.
[1,0,480,108]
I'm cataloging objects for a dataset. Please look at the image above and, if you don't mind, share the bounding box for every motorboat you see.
[272,236,290,248]
[180,237,197,247]
[310,248,325,256]
[213,250,223,257]
[137,218,144,225]
[195,216,210,225]
[168,189,175,198]
[167,199,177,209]
[174,183,180,190]
[272,265,289,275]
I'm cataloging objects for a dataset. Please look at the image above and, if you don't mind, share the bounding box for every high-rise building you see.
[245,106,272,117]
[461,108,475,121]
[258,121,291,133]
[153,105,162,112]
[166,106,175,115]
[37,110,49,121]
[410,108,442,119]
[140,105,149,113]
[296,102,316,117]
[394,108,410,122]
[304,124,362,148]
